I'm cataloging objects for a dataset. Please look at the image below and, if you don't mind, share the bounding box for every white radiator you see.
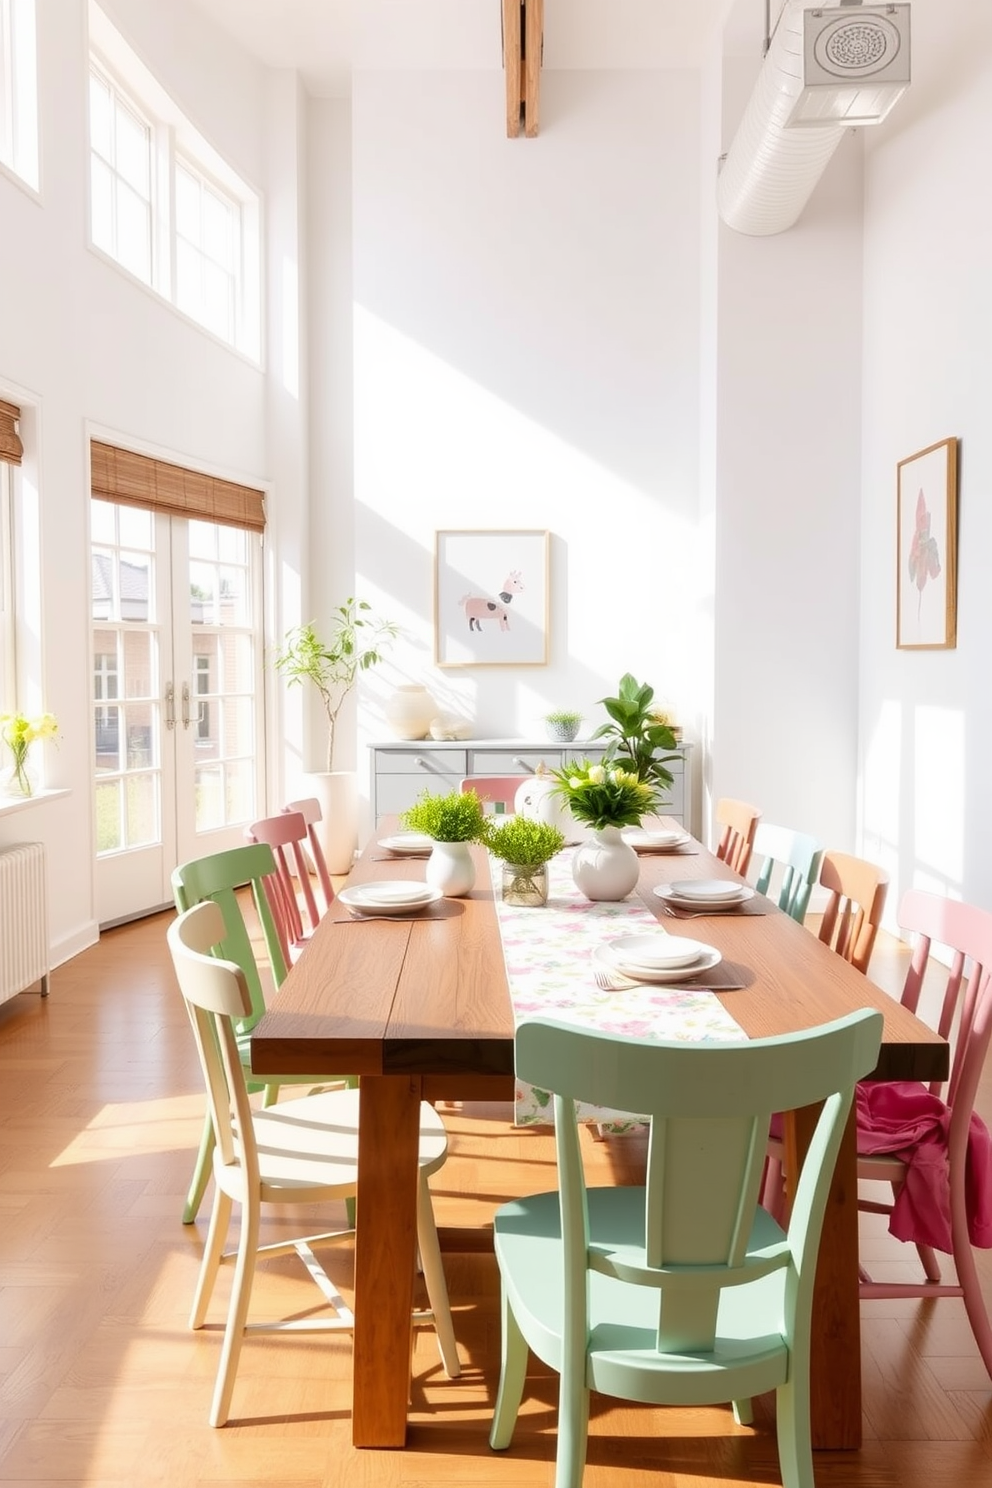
[0,841,49,1001]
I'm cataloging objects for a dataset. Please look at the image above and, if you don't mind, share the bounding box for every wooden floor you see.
[1,912,991,1487]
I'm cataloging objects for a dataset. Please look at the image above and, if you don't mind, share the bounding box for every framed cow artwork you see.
[433,529,549,667]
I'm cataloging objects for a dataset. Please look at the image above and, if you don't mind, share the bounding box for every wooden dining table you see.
[250,823,948,1451]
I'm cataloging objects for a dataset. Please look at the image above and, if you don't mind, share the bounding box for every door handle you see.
[165,682,175,730]
[181,682,191,729]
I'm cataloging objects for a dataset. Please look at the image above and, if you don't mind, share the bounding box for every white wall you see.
[344,65,709,833]
[859,0,992,916]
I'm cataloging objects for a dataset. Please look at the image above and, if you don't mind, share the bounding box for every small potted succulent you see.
[543,708,583,744]
[483,815,566,907]
[401,787,487,896]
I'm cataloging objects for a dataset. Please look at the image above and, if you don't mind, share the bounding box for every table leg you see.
[352,1074,422,1447]
[785,1103,862,1450]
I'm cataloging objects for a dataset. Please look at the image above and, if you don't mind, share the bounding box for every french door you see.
[91,498,265,926]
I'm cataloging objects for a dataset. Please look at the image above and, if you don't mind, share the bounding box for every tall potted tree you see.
[274,598,399,872]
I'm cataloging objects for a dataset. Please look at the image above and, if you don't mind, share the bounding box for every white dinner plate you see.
[622,828,690,852]
[338,882,442,916]
[377,832,435,855]
[654,883,755,908]
[602,933,706,971]
[593,943,722,985]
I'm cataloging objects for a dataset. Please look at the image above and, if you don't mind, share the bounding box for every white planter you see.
[571,825,640,902]
[302,770,358,875]
[425,840,476,897]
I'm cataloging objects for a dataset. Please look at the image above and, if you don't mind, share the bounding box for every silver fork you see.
[593,966,638,991]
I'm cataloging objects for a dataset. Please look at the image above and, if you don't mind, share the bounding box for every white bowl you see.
[604,934,705,971]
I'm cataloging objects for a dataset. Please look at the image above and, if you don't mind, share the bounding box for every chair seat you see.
[218,1087,449,1204]
[495,1187,791,1406]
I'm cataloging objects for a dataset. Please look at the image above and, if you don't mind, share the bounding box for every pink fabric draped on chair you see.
[856,1079,992,1252]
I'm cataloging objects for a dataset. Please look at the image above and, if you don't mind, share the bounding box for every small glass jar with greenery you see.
[483,816,566,907]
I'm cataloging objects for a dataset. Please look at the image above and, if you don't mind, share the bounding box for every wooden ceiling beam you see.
[502,0,543,138]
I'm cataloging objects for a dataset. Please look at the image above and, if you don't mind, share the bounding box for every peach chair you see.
[283,796,335,907]
[246,811,324,955]
[714,797,762,876]
[816,850,889,975]
[855,889,992,1376]
[460,776,526,814]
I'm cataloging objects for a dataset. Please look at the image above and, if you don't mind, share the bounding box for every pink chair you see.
[283,797,335,908]
[855,889,992,1375]
[459,776,526,814]
[246,811,327,955]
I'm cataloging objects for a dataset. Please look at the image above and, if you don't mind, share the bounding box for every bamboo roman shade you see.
[89,441,265,532]
[0,401,23,465]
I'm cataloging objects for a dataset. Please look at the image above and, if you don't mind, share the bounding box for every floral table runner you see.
[489,848,748,1125]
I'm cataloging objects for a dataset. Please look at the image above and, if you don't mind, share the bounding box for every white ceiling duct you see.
[718,2,911,237]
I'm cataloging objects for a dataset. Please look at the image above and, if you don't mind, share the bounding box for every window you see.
[87,3,261,360]
[0,0,38,191]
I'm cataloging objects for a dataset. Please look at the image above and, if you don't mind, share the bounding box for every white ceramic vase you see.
[425,840,476,897]
[385,684,436,740]
[570,825,640,902]
[302,770,358,875]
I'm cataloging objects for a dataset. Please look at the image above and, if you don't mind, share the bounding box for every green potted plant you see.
[543,708,583,744]
[273,598,399,873]
[483,816,566,907]
[549,759,661,901]
[401,787,487,896]
[591,673,680,793]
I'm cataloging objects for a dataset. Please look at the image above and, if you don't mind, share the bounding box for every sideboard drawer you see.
[374,749,466,777]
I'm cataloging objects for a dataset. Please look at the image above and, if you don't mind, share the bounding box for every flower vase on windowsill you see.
[0,711,59,799]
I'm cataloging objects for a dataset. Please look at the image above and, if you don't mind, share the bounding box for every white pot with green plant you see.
[274,598,398,873]
[401,788,487,897]
[543,709,583,744]
[483,816,565,907]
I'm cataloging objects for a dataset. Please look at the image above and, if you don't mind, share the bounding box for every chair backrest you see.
[752,822,823,923]
[817,850,889,974]
[715,797,762,875]
[515,1010,882,1355]
[283,797,335,908]
[167,900,259,1190]
[460,776,526,814]
[896,891,992,1126]
[247,810,323,944]
[171,843,288,1034]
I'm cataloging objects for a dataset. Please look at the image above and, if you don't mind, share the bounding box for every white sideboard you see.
[369,738,692,831]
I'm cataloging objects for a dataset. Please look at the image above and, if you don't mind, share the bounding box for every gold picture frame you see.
[434,529,549,667]
[896,437,959,650]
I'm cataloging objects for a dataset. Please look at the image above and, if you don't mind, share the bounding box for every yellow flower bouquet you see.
[0,710,59,797]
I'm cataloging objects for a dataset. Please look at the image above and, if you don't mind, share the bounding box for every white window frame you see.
[0,0,39,191]
[0,461,14,709]
[87,2,261,362]
[88,62,155,288]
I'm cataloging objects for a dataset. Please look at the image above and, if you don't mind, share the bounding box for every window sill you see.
[0,788,69,819]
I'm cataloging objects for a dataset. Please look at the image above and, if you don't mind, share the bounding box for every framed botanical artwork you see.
[896,437,959,650]
[434,529,549,667]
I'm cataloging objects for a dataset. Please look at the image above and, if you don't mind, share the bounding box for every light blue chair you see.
[752,822,823,923]
[488,1009,883,1488]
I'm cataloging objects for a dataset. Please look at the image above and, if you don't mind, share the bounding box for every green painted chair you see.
[752,822,823,923]
[489,1009,883,1488]
[172,843,354,1225]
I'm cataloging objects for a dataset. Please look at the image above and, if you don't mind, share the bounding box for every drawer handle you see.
[413,757,446,776]
[511,757,537,773]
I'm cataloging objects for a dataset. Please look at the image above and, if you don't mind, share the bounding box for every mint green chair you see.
[489,1010,883,1488]
[752,823,823,923]
[172,843,353,1225]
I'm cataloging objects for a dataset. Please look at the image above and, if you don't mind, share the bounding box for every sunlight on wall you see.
[862,698,901,877]
[281,256,299,399]
[353,306,705,737]
[914,703,963,892]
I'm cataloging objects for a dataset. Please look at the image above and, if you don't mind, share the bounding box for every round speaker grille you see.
[813,15,903,78]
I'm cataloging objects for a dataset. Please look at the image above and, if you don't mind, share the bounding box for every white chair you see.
[167,899,460,1427]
